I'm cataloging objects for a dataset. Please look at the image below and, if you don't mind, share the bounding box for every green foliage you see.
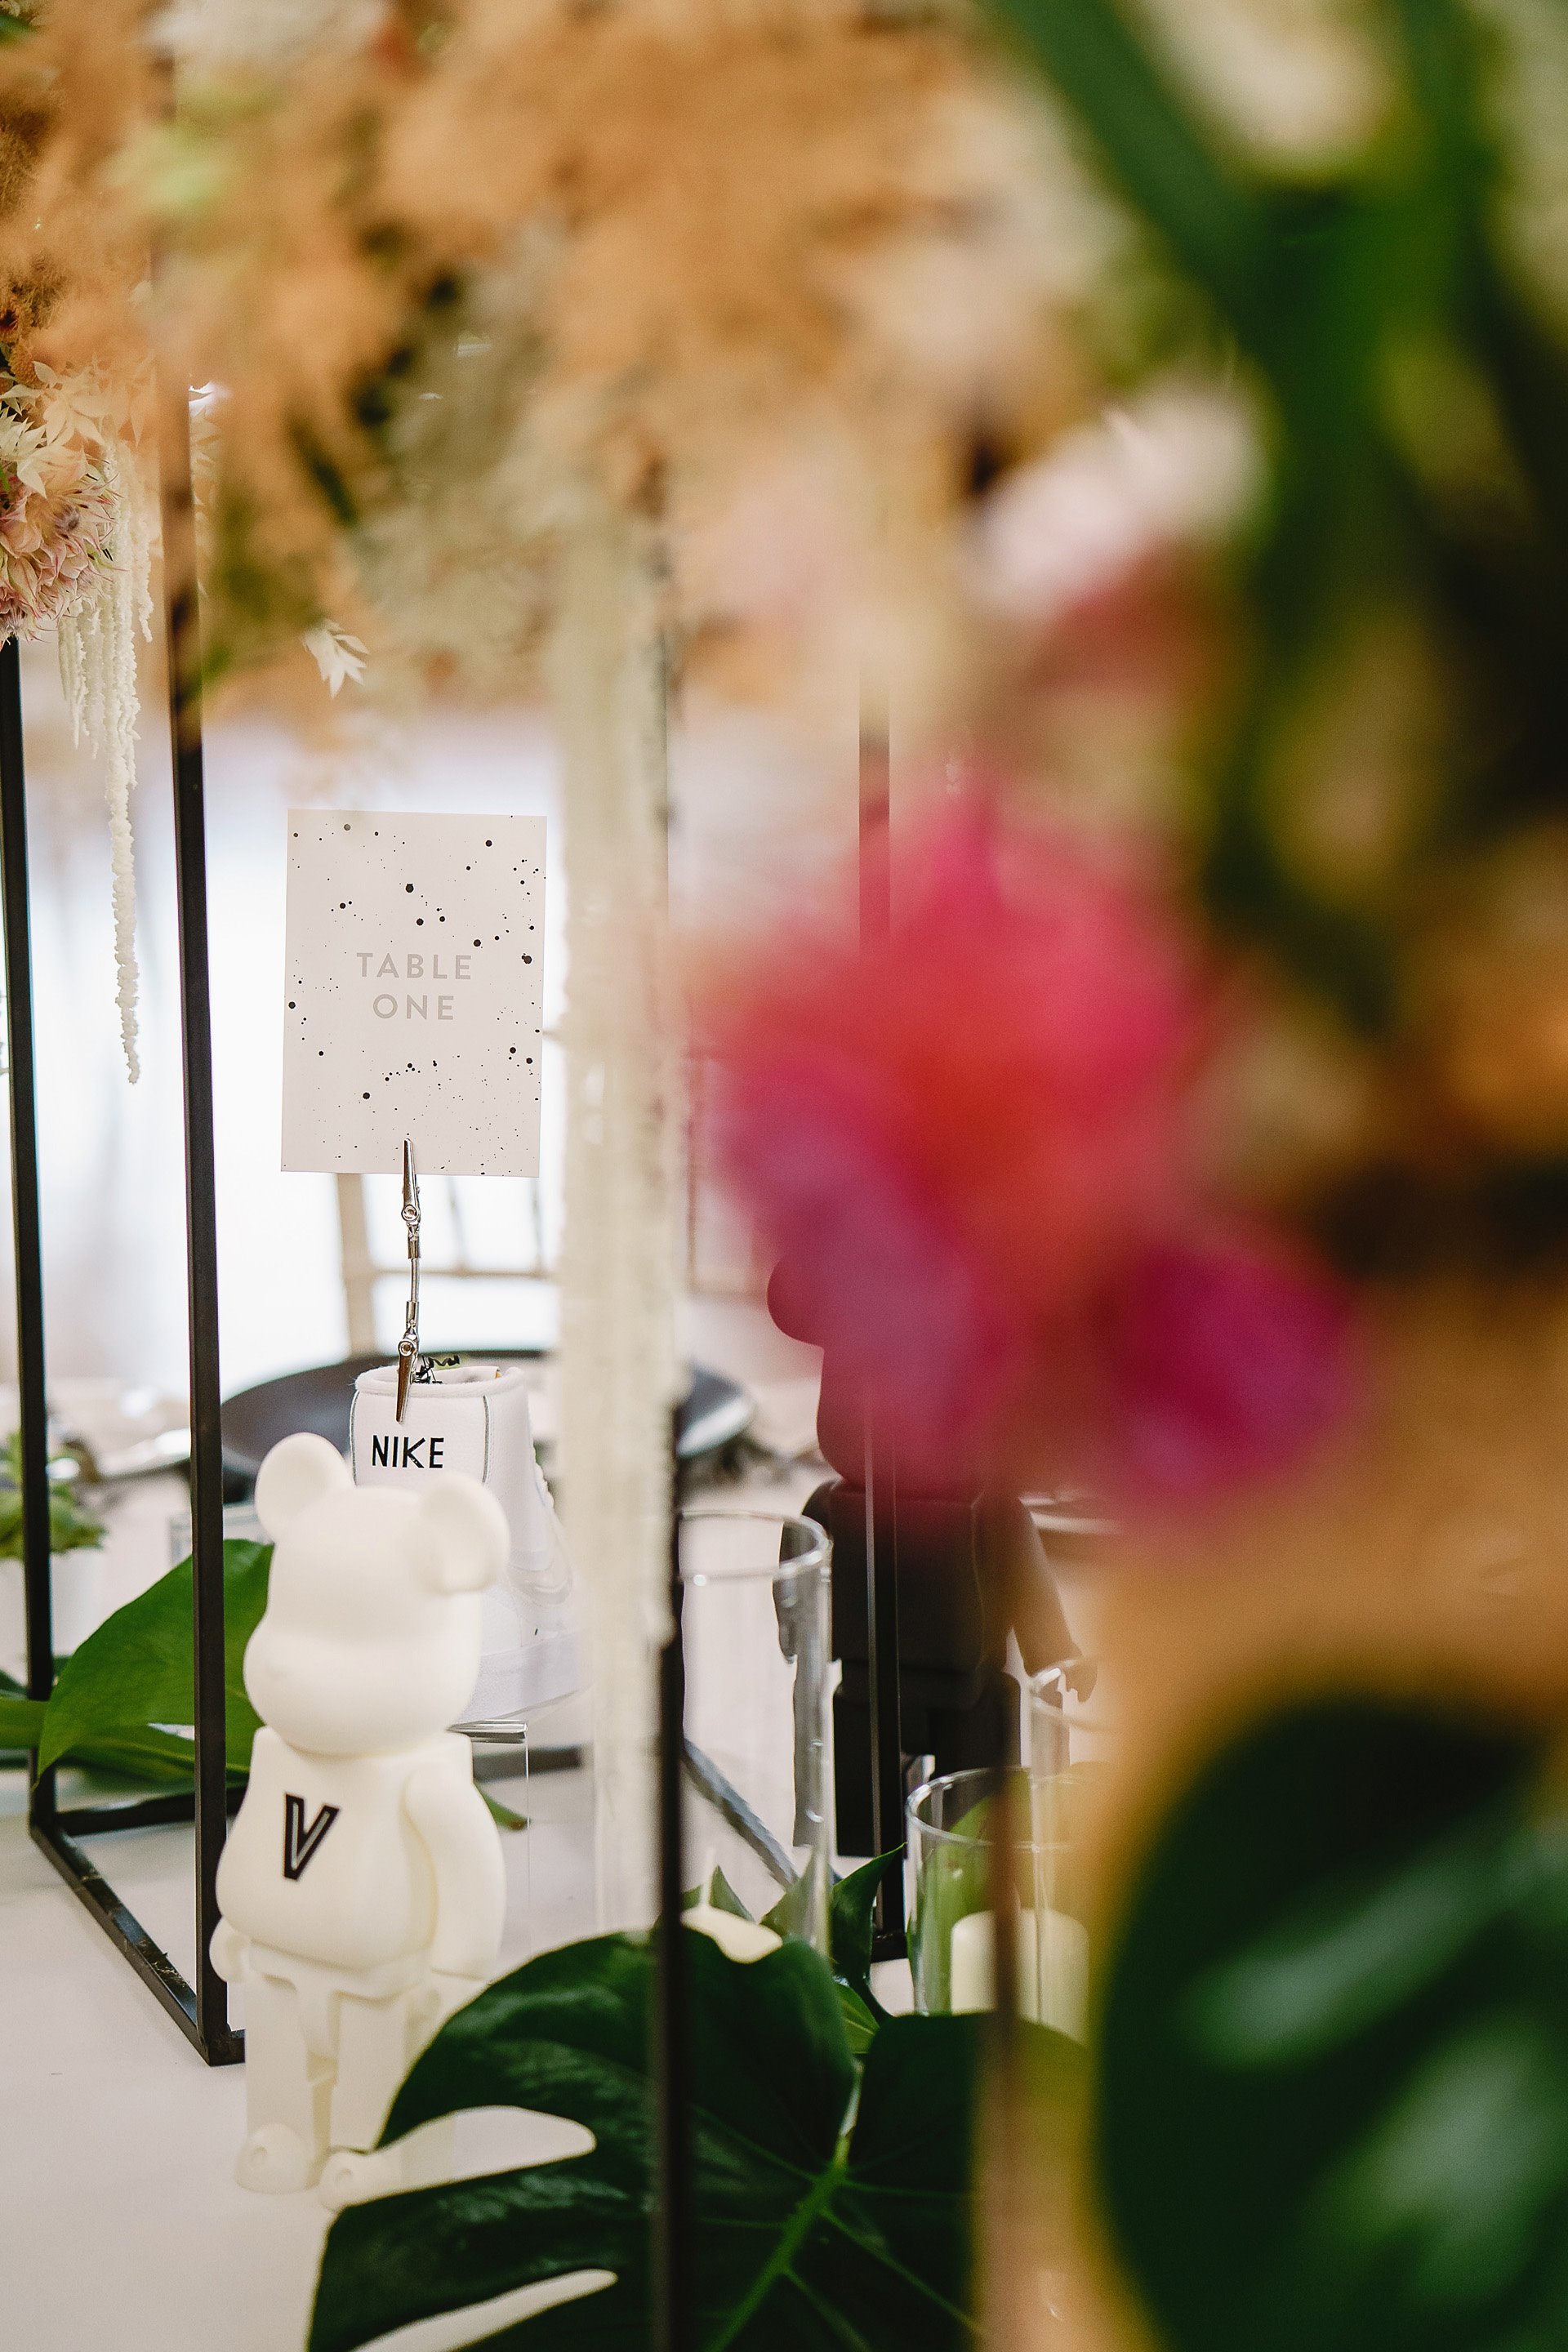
[0,1664,42,1754]
[480,1788,528,1834]
[1095,1694,1568,2352]
[987,0,1273,343]
[824,1849,902,2016]
[705,1864,757,1919]
[0,1432,105,1561]
[2,1535,528,1820]
[985,0,1568,1101]
[311,1928,1068,2351]
[774,1848,905,2051]
[753,1846,898,2009]
[29,1540,271,1784]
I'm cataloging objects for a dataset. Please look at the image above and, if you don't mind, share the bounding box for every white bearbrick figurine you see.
[212,1431,509,2208]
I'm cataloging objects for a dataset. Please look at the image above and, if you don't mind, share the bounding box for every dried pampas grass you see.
[0,0,1093,697]
[0,0,154,380]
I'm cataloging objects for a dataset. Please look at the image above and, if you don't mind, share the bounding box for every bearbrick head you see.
[247,1432,508,1755]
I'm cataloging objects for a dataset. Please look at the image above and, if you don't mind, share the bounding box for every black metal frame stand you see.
[4,404,241,2065]
[858,715,905,1960]
[654,1432,694,2352]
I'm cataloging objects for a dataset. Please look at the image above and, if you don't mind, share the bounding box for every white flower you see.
[15,361,122,454]
[302,619,368,696]
[154,0,388,74]
[970,381,1265,627]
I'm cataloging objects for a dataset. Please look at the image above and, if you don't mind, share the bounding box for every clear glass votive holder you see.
[908,1673,1107,2038]
[675,1508,832,1954]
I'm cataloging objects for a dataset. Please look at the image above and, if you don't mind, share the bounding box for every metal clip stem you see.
[395,1138,421,1423]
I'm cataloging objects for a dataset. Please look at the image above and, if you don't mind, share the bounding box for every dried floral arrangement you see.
[0,9,158,1075]
[0,0,1099,712]
[6,3,1567,1458]
[0,0,1132,1951]
[10,11,1568,2350]
[0,351,154,1074]
[11,0,1568,1232]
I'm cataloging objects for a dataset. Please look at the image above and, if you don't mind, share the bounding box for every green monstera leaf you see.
[1096,1695,1568,2352]
[34,1540,271,1783]
[312,1927,1080,2352]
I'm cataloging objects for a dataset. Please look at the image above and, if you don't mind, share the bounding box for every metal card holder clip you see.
[395,1138,421,1423]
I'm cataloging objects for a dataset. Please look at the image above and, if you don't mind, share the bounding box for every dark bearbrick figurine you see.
[770,1264,1087,1856]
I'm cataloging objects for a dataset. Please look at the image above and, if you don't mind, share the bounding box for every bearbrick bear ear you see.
[254,1432,351,1541]
[415,1473,508,1595]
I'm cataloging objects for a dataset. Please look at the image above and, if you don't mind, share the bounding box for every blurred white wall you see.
[3,644,568,1401]
[0,643,854,1410]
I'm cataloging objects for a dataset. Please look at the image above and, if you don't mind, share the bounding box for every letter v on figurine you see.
[212,1432,508,2208]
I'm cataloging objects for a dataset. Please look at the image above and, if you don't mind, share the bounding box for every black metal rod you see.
[858,716,904,1953]
[56,1781,247,1838]
[163,398,241,2067]
[0,637,56,1838]
[654,1446,695,2351]
[30,1812,207,2047]
[863,1416,905,1953]
[0,610,234,2062]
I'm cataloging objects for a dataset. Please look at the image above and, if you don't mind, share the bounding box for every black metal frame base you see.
[3,397,243,2069]
[29,1780,245,2061]
[858,718,906,1963]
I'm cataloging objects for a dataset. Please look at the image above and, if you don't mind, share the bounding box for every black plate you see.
[220,1351,752,1490]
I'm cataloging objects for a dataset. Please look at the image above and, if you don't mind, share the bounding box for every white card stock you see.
[281,810,545,1176]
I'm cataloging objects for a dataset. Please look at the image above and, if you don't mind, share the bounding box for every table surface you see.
[1,1405,1094,2351]
[0,1446,896,2351]
[0,1644,612,2352]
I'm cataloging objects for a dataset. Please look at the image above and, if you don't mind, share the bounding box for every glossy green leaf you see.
[720,1851,902,2027]
[310,1928,1017,2352]
[1094,1695,1568,2352]
[978,0,1568,1062]
[983,0,1273,346]
[481,1788,528,1833]
[0,1662,208,1784]
[0,1690,43,1751]
[36,1539,270,1779]
[758,1864,817,1944]
[684,1867,764,1918]
[707,1864,757,1920]
[826,1849,902,2023]
[835,1980,881,2059]
[56,1726,215,1786]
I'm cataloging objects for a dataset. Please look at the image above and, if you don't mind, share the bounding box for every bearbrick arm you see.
[403,1763,506,1981]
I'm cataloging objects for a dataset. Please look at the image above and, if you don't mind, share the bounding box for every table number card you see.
[281,810,546,1177]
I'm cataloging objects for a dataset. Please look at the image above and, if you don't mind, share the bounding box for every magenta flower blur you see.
[705,801,1352,1508]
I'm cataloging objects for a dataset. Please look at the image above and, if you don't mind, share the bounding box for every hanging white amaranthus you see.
[57,436,154,1085]
[0,363,158,1085]
[551,496,682,1935]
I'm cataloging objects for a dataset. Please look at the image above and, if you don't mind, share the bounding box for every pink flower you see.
[704,798,1354,1508]
[0,448,114,637]
[1,502,44,556]
[1101,1238,1352,1503]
